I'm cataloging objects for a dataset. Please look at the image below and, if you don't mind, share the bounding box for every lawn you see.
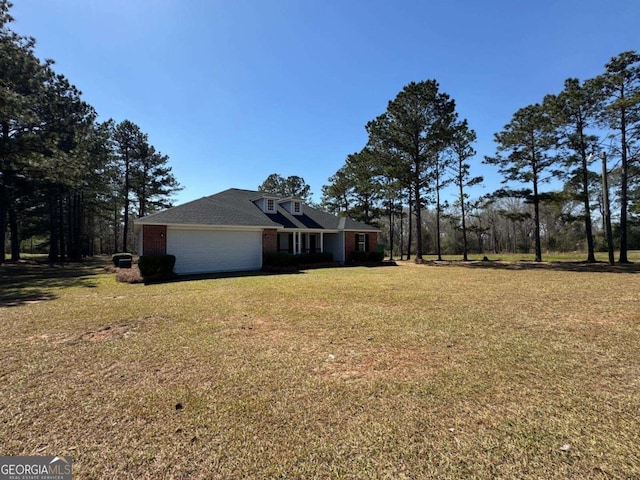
[1,257,639,479]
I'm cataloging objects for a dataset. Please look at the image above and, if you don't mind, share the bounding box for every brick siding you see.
[344,231,379,262]
[142,225,167,255]
[262,228,278,254]
[345,232,356,262]
[368,232,378,253]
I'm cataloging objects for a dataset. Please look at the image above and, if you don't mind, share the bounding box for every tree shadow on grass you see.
[346,261,398,268]
[143,269,306,285]
[144,261,400,285]
[0,259,103,307]
[423,259,640,274]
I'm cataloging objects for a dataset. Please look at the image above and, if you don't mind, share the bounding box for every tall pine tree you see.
[366,80,457,262]
[485,104,557,262]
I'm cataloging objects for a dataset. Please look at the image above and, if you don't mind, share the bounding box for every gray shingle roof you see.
[136,188,378,231]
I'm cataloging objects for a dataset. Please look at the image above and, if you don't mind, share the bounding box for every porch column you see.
[320,232,324,252]
[296,231,301,254]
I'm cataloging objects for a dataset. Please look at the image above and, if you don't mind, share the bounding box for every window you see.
[293,201,301,214]
[356,233,368,252]
[266,198,275,212]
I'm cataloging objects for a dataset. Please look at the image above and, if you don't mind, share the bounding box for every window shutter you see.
[365,234,370,252]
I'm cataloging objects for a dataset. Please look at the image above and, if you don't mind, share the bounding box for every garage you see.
[166,228,263,275]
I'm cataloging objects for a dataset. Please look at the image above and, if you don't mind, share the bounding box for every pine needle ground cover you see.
[1,258,639,479]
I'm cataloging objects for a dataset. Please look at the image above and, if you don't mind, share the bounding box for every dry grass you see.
[114,264,144,284]
[1,256,640,479]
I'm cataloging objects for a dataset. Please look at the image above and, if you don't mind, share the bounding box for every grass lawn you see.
[1,256,640,479]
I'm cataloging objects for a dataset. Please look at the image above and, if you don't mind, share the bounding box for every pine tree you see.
[595,51,640,263]
[545,78,601,263]
[485,104,558,262]
[366,80,458,262]
[449,120,481,261]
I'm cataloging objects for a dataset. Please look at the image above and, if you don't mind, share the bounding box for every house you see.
[134,188,379,275]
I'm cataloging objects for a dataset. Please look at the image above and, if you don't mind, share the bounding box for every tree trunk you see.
[9,207,19,261]
[48,188,59,264]
[399,210,404,260]
[531,137,542,262]
[406,188,412,261]
[113,198,119,254]
[533,195,542,261]
[577,128,595,262]
[388,204,394,260]
[0,197,6,265]
[414,174,423,262]
[1,121,9,264]
[601,152,615,265]
[58,192,65,263]
[67,191,82,261]
[619,105,629,263]
[459,172,468,261]
[436,177,442,261]
[122,149,131,253]
[581,167,595,263]
[67,193,75,260]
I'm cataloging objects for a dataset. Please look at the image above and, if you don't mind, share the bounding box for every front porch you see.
[277,231,324,254]
[264,229,376,264]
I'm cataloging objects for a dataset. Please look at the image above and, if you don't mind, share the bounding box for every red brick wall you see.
[142,225,167,255]
[262,228,278,254]
[344,232,378,262]
[367,232,378,253]
[345,232,356,262]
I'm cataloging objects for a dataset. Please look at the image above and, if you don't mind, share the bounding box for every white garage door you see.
[167,228,262,275]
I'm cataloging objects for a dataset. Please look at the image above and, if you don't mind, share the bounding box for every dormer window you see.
[266,198,275,212]
[278,198,303,216]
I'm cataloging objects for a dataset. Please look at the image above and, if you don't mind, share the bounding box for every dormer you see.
[278,197,304,216]
[253,194,279,214]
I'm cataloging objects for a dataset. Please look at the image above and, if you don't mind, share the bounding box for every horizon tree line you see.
[320,50,639,264]
[1,1,181,263]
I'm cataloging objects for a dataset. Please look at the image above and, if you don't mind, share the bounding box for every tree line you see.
[0,1,180,264]
[320,51,639,263]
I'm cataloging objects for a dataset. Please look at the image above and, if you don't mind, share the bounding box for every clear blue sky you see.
[11,0,640,205]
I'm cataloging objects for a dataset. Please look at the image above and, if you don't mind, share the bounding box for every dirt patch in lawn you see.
[30,325,134,344]
[28,316,164,345]
[81,324,134,342]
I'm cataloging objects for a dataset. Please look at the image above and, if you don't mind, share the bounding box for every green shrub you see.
[367,251,385,262]
[138,254,176,277]
[112,253,133,267]
[263,253,291,267]
[263,252,333,267]
[296,252,334,264]
[351,251,384,263]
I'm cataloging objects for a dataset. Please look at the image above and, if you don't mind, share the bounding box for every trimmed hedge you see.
[112,252,133,267]
[138,254,176,277]
[263,252,333,267]
[351,251,384,263]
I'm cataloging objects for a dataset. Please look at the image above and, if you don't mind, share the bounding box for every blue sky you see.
[11,0,640,205]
